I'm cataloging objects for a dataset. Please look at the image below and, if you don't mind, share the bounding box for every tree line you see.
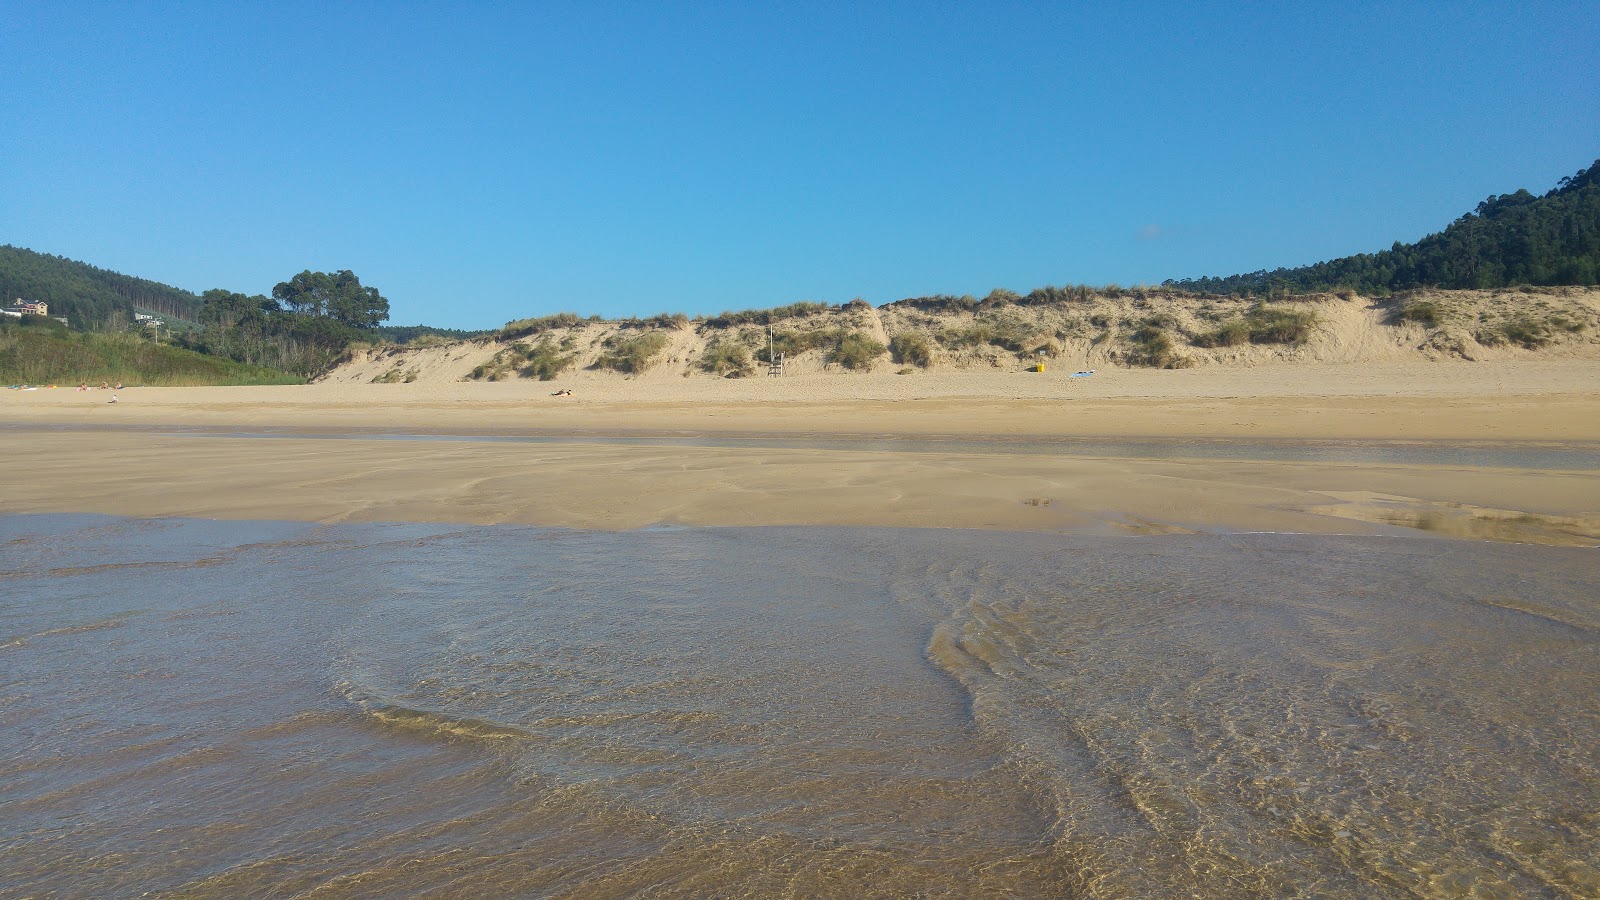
[1168,160,1600,296]
[179,271,391,376]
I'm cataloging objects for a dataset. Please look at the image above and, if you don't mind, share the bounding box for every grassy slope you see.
[1,321,303,386]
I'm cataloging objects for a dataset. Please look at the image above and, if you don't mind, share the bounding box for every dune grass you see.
[700,340,754,376]
[595,331,671,374]
[1191,303,1318,348]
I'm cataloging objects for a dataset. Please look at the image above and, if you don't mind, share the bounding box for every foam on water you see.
[2,516,1597,898]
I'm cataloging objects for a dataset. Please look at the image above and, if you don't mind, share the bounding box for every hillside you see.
[1,317,302,386]
[318,287,1600,385]
[0,245,202,327]
[1169,160,1600,295]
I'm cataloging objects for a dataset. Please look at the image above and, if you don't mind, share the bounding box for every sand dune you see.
[319,287,1600,386]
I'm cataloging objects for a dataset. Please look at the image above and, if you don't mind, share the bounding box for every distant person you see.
[113,381,123,390]
[100,381,109,390]
[108,394,118,403]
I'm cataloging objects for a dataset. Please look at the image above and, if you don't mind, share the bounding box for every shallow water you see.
[2,516,1598,898]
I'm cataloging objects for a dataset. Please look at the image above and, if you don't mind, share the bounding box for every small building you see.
[3,300,48,317]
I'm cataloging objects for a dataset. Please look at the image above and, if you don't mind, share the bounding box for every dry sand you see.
[4,359,1598,545]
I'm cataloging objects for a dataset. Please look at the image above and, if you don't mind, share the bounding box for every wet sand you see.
[3,361,1598,543]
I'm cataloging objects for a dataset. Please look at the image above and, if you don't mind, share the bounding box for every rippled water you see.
[3,516,1598,898]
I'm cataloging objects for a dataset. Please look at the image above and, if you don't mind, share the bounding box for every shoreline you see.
[4,360,1597,545]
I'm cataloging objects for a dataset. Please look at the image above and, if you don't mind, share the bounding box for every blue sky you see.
[4,2,1595,329]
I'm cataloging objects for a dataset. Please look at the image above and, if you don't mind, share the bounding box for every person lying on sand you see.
[550,389,573,396]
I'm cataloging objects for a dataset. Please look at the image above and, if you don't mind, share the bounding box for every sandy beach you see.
[4,359,1597,544]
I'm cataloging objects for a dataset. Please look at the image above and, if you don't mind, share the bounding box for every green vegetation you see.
[757,327,886,369]
[892,285,1105,312]
[181,270,394,377]
[1126,323,1185,368]
[468,338,576,381]
[704,302,832,329]
[937,322,1032,353]
[499,312,582,341]
[829,333,886,370]
[700,340,754,376]
[888,332,933,367]
[182,288,365,377]
[0,251,406,380]
[1191,304,1318,348]
[371,324,492,344]
[935,320,1062,359]
[596,331,670,373]
[371,365,419,384]
[767,327,846,357]
[1475,314,1585,349]
[271,270,389,328]
[1389,299,1442,327]
[1169,159,1600,295]
[520,339,578,379]
[0,316,302,385]
[0,244,201,328]
[620,312,690,330]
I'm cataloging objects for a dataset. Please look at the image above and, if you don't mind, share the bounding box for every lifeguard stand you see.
[766,332,784,376]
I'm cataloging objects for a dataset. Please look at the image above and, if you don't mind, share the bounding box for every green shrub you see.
[621,312,689,330]
[704,302,833,328]
[888,332,933,367]
[519,338,576,380]
[464,337,575,381]
[1476,317,1568,349]
[768,327,847,357]
[499,312,581,341]
[1391,301,1441,327]
[893,294,979,313]
[596,331,670,373]
[829,333,886,370]
[1190,320,1251,348]
[1193,304,1317,347]
[936,323,1032,353]
[700,341,754,376]
[1243,304,1317,343]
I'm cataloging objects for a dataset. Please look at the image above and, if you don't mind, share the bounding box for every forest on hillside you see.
[1167,160,1600,296]
[0,245,202,326]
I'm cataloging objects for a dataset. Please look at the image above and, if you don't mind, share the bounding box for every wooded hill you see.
[1168,160,1600,296]
[0,245,202,327]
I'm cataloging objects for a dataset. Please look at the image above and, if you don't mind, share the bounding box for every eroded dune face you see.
[318,287,1600,386]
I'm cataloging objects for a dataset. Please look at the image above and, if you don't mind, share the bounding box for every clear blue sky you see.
[4,2,1595,330]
